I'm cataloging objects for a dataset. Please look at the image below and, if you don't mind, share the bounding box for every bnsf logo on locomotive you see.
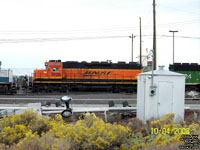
[83,71,111,76]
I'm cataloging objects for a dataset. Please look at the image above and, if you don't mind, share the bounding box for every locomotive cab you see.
[33,60,65,92]
[45,60,63,78]
[33,60,63,85]
[34,60,63,80]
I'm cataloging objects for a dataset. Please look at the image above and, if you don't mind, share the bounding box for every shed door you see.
[158,82,173,117]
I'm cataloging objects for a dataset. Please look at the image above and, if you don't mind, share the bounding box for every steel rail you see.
[0,97,199,101]
[0,98,136,101]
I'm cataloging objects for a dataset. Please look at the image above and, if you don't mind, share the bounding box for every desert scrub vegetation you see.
[0,110,199,150]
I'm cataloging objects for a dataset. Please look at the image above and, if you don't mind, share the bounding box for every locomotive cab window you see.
[53,68,59,72]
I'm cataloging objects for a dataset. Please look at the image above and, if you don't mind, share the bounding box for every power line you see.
[0,36,129,43]
[0,20,199,34]
[142,35,200,39]
[0,34,199,44]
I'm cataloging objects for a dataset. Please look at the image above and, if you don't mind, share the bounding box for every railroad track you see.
[0,97,136,105]
[0,97,199,104]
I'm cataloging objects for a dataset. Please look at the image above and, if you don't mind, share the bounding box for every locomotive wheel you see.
[115,88,120,93]
[112,87,116,93]
[32,89,38,93]
[46,89,52,93]
[127,88,134,93]
[113,87,120,93]
[65,88,69,93]
[60,89,66,93]
[3,86,8,93]
[60,87,68,93]
[107,88,112,93]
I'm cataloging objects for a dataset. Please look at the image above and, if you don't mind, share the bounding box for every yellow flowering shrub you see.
[0,110,54,146]
[0,125,28,145]
[150,113,175,128]
[29,116,51,136]
[16,132,70,150]
[50,113,130,150]
[0,110,38,129]
[189,122,200,134]
[0,111,199,150]
[122,113,200,150]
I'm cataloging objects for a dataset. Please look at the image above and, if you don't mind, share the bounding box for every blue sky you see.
[0,0,199,70]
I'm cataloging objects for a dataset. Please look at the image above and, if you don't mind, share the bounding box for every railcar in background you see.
[0,69,16,94]
[33,60,142,93]
[169,63,200,91]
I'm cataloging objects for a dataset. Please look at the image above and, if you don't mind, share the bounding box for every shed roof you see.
[139,69,185,76]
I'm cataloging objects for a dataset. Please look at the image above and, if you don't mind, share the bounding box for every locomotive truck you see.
[33,60,142,93]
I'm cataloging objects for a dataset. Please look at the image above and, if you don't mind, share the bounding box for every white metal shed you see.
[137,67,185,123]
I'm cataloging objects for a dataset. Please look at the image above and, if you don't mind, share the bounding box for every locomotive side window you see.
[53,68,59,72]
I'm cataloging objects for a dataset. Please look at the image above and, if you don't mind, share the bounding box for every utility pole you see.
[140,17,142,65]
[169,30,178,64]
[129,34,136,62]
[153,0,157,70]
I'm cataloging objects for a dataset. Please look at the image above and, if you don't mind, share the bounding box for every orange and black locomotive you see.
[33,60,142,92]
